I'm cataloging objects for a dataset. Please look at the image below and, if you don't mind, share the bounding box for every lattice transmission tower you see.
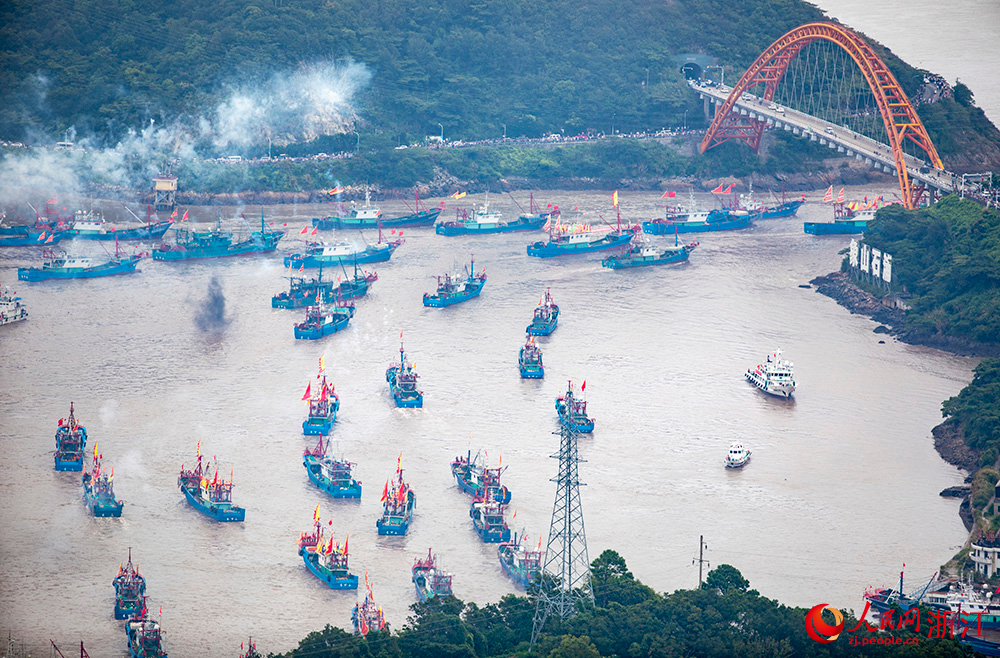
[529,425,594,651]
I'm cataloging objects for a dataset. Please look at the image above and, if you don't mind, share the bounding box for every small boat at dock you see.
[303,436,362,498]
[555,380,594,432]
[412,549,453,601]
[386,339,423,407]
[177,442,245,522]
[54,402,87,471]
[113,548,146,619]
[526,288,559,335]
[377,460,415,535]
[422,257,486,307]
[82,444,123,517]
[297,505,358,589]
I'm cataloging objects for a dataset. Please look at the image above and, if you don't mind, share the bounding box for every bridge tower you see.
[529,425,594,651]
[700,22,943,210]
[152,174,178,211]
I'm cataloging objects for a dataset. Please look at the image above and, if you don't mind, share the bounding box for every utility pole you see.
[530,426,594,651]
[693,535,709,587]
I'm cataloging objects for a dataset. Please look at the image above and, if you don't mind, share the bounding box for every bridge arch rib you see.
[699,22,943,210]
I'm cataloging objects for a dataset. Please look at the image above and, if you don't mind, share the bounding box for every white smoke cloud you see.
[0,59,371,206]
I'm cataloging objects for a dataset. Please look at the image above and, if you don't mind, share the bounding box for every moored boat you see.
[113,548,146,620]
[863,568,950,614]
[18,245,143,281]
[54,402,87,471]
[498,531,545,589]
[297,505,358,589]
[745,349,796,398]
[725,443,751,469]
[805,202,876,235]
[412,548,453,602]
[526,288,559,335]
[601,229,698,269]
[555,380,594,432]
[301,369,339,434]
[386,339,423,408]
[303,436,362,498]
[153,212,285,261]
[422,257,486,307]
[0,283,28,326]
[177,442,245,522]
[377,460,415,535]
[125,600,167,658]
[82,443,123,517]
[293,293,356,340]
[352,576,386,635]
[519,335,544,378]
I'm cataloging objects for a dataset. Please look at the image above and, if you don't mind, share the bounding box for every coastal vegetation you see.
[2,0,999,181]
[274,553,964,657]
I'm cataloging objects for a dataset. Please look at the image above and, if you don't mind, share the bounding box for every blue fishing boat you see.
[526,288,559,335]
[0,229,68,246]
[435,193,548,235]
[293,293,356,340]
[555,380,594,433]
[527,223,633,257]
[386,339,423,407]
[470,496,511,543]
[82,445,123,517]
[113,548,146,620]
[0,200,71,236]
[805,203,876,235]
[303,436,362,498]
[67,209,173,241]
[352,578,387,636]
[284,238,401,268]
[153,212,285,261]
[315,190,441,230]
[738,185,804,219]
[498,532,545,589]
[18,245,143,281]
[272,263,377,309]
[450,450,511,503]
[643,207,753,234]
[519,335,544,378]
[412,549,453,602]
[377,463,415,535]
[125,600,167,658]
[297,506,358,589]
[601,230,698,269]
[177,442,245,522]
[422,257,486,307]
[54,402,87,471]
[302,370,339,434]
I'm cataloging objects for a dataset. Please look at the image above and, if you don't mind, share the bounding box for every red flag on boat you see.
[396,482,407,503]
[380,480,389,502]
[170,209,178,220]
[581,380,587,392]
[398,230,403,236]
[331,186,344,195]
[326,536,333,554]
[823,185,833,202]
[299,226,308,235]
[181,210,189,222]
[311,227,318,236]
[319,384,328,402]
[48,197,57,204]
[710,183,724,194]
[313,503,320,521]
[45,235,53,243]
[301,382,311,400]
[298,264,304,273]
[723,183,735,194]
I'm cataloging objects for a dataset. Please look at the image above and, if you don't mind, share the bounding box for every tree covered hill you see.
[2,0,998,171]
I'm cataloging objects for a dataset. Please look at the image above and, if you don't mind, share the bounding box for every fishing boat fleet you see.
[22,183,825,649]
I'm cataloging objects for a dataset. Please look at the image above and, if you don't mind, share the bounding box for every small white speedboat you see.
[725,443,751,468]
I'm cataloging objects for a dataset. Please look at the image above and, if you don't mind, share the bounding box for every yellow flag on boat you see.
[319,354,326,373]
[94,442,98,459]
[612,190,619,207]
[451,191,466,199]
[313,503,320,522]
[197,440,201,459]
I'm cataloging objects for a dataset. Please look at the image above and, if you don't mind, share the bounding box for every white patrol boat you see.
[725,443,751,468]
[745,349,795,398]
